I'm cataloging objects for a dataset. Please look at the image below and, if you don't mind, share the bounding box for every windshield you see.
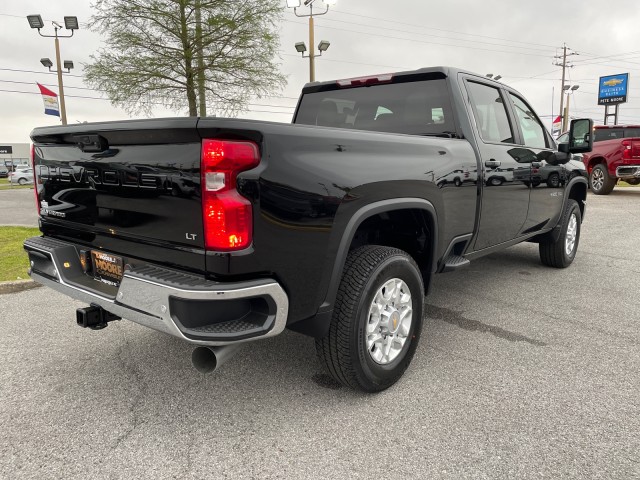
[294,78,456,136]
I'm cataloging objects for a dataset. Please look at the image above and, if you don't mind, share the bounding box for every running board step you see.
[442,254,470,272]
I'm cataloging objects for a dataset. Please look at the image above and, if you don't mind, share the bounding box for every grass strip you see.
[0,226,41,281]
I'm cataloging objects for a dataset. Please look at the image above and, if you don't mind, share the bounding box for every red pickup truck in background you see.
[558,125,640,195]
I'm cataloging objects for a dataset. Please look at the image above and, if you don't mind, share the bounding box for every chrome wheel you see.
[565,213,578,256]
[591,168,604,191]
[366,278,413,365]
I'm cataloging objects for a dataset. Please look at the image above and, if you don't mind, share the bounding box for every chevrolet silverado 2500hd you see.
[25,67,593,392]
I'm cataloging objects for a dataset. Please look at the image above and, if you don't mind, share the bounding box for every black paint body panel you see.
[30,68,588,331]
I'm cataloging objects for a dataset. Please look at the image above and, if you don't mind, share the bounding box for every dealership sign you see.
[0,146,12,154]
[598,73,629,105]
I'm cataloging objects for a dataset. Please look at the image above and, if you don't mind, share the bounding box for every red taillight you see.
[622,139,640,160]
[201,139,260,251]
[31,144,40,216]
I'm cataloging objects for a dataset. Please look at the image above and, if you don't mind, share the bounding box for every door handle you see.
[531,161,542,168]
[485,159,501,168]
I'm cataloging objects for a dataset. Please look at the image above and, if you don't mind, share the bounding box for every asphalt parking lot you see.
[0,188,38,227]
[1,188,639,479]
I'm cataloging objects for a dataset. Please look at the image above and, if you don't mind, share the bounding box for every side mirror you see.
[568,118,593,154]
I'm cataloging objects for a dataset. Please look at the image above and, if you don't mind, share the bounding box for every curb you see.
[0,280,42,295]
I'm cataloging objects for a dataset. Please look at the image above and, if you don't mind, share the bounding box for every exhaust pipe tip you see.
[192,347,218,374]
[191,344,241,374]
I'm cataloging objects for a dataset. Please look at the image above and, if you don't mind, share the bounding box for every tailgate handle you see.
[71,134,109,153]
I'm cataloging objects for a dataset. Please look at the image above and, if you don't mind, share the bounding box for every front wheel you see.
[315,245,424,392]
[539,199,581,268]
[626,178,640,186]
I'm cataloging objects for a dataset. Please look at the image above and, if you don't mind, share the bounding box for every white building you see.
[1,143,31,168]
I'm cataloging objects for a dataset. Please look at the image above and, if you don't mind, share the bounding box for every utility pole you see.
[27,15,79,125]
[308,13,315,82]
[289,0,334,82]
[553,44,578,132]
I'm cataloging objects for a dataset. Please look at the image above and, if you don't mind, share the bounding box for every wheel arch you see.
[290,199,438,338]
[586,156,606,173]
[566,178,587,219]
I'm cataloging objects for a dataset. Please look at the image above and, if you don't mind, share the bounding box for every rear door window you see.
[295,78,456,136]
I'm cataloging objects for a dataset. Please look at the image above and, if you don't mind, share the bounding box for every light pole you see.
[562,85,579,132]
[287,0,336,82]
[27,14,79,125]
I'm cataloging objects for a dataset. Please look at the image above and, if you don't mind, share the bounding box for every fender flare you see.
[549,176,588,242]
[318,198,439,316]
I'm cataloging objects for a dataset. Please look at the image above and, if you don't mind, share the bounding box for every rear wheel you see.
[315,245,424,392]
[18,178,27,185]
[589,164,615,195]
[626,178,640,186]
[539,199,581,268]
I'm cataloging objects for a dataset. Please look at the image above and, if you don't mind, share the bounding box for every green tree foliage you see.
[84,0,286,116]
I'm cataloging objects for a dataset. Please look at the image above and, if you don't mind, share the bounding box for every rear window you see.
[593,128,640,142]
[294,79,456,136]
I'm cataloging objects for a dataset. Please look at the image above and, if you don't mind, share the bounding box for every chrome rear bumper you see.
[24,236,289,346]
[616,166,640,178]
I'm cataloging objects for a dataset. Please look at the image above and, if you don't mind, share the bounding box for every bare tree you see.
[84,0,286,116]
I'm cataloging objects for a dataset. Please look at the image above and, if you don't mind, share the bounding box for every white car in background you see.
[9,168,34,185]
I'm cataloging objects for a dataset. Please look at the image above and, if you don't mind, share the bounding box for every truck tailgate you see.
[31,118,206,273]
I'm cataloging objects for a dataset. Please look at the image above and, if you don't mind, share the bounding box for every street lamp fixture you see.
[27,14,44,29]
[562,84,580,131]
[27,13,79,125]
[318,40,330,52]
[287,0,335,82]
[64,16,79,30]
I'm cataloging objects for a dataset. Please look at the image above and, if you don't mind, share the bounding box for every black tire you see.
[315,245,424,392]
[18,178,27,185]
[546,172,560,188]
[626,179,640,186]
[539,199,581,268]
[589,164,615,195]
[454,177,462,187]
[488,176,503,186]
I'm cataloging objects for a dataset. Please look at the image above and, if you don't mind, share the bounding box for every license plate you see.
[91,250,124,286]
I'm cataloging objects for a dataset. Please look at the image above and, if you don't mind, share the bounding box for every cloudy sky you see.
[2,0,640,143]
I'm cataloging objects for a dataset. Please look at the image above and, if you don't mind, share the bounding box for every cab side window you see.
[466,81,515,144]
[509,94,548,149]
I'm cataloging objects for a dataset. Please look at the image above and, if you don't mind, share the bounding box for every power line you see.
[324,8,558,50]
[0,67,84,78]
[0,79,94,91]
[0,87,296,111]
[304,15,553,55]
[280,52,411,71]
[284,19,552,58]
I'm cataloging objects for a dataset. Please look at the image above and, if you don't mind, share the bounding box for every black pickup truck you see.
[25,67,592,392]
